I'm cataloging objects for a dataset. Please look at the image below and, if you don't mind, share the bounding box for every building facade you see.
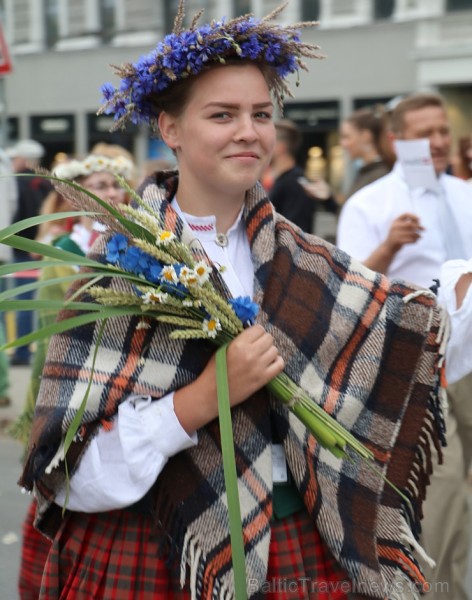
[0,0,471,180]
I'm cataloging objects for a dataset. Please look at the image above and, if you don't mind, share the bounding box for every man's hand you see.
[383,213,424,254]
[364,212,424,274]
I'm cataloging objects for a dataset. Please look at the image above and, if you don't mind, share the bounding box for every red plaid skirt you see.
[20,502,351,599]
[19,500,52,600]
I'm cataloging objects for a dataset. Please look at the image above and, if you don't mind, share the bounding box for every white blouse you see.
[55,209,472,512]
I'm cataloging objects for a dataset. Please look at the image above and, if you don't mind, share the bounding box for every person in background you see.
[138,157,176,185]
[15,151,135,600]
[337,92,472,600]
[452,135,472,183]
[339,105,395,200]
[0,147,17,406]
[7,139,51,366]
[89,142,137,185]
[269,119,338,233]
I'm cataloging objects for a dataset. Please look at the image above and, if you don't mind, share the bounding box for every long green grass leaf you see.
[0,211,98,241]
[215,345,247,600]
[0,307,143,350]
[6,173,154,242]
[0,272,104,301]
[2,234,106,267]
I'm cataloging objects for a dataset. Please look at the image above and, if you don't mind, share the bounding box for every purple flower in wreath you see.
[101,82,116,102]
[240,35,264,60]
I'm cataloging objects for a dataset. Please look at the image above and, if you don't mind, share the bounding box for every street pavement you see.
[1,365,472,599]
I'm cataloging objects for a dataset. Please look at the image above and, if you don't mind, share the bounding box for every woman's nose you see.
[235,115,258,142]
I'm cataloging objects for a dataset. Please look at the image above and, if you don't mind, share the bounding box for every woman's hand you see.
[174,325,284,433]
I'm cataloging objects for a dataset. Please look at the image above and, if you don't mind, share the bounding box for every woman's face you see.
[160,64,276,203]
[340,120,365,160]
[80,172,127,206]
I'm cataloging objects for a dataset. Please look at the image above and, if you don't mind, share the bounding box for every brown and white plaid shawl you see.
[20,173,445,599]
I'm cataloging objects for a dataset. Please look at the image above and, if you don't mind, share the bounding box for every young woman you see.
[17,3,472,599]
[339,107,395,199]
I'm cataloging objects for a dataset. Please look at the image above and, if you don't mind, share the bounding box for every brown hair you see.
[390,93,446,136]
[346,106,394,167]
[454,136,472,180]
[274,119,301,157]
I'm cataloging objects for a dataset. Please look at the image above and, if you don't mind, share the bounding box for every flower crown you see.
[98,1,322,132]
[53,154,135,182]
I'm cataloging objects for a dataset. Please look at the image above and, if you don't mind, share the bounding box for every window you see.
[100,0,116,40]
[233,0,251,17]
[373,0,395,20]
[302,0,320,21]
[45,0,59,47]
[446,0,472,10]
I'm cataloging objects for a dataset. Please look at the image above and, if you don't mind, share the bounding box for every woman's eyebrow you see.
[202,101,273,110]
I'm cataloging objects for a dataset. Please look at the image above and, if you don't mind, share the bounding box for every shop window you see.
[302,0,320,21]
[164,0,182,34]
[99,0,116,41]
[233,0,251,16]
[373,0,395,20]
[45,0,59,48]
[446,0,472,10]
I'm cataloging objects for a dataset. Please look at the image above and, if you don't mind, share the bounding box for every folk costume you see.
[19,4,446,599]
[19,171,447,599]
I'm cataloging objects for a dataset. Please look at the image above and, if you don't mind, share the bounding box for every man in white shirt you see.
[337,92,472,600]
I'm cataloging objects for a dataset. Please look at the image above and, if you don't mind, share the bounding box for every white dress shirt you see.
[337,163,472,288]
[55,199,472,511]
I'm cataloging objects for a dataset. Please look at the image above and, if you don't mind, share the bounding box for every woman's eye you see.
[211,112,231,119]
[254,111,272,120]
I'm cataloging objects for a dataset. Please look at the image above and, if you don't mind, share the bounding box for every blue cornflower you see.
[277,55,298,76]
[106,233,129,264]
[144,261,163,284]
[264,42,282,64]
[240,36,263,60]
[229,296,259,325]
[120,246,151,275]
[101,82,116,101]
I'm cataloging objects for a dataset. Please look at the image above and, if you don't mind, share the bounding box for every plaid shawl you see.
[20,173,446,599]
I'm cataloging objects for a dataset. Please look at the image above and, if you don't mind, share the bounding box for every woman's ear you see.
[158,112,180,150]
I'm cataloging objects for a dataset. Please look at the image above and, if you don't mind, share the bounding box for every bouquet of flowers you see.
[0,174,376,598]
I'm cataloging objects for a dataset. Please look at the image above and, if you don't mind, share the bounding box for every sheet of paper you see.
[394,138,439,192]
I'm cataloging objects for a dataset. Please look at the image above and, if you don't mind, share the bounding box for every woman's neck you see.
[175,179,246,233]
[360,145,381,165]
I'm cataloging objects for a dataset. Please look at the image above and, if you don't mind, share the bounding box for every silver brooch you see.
[215,233,229,247]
